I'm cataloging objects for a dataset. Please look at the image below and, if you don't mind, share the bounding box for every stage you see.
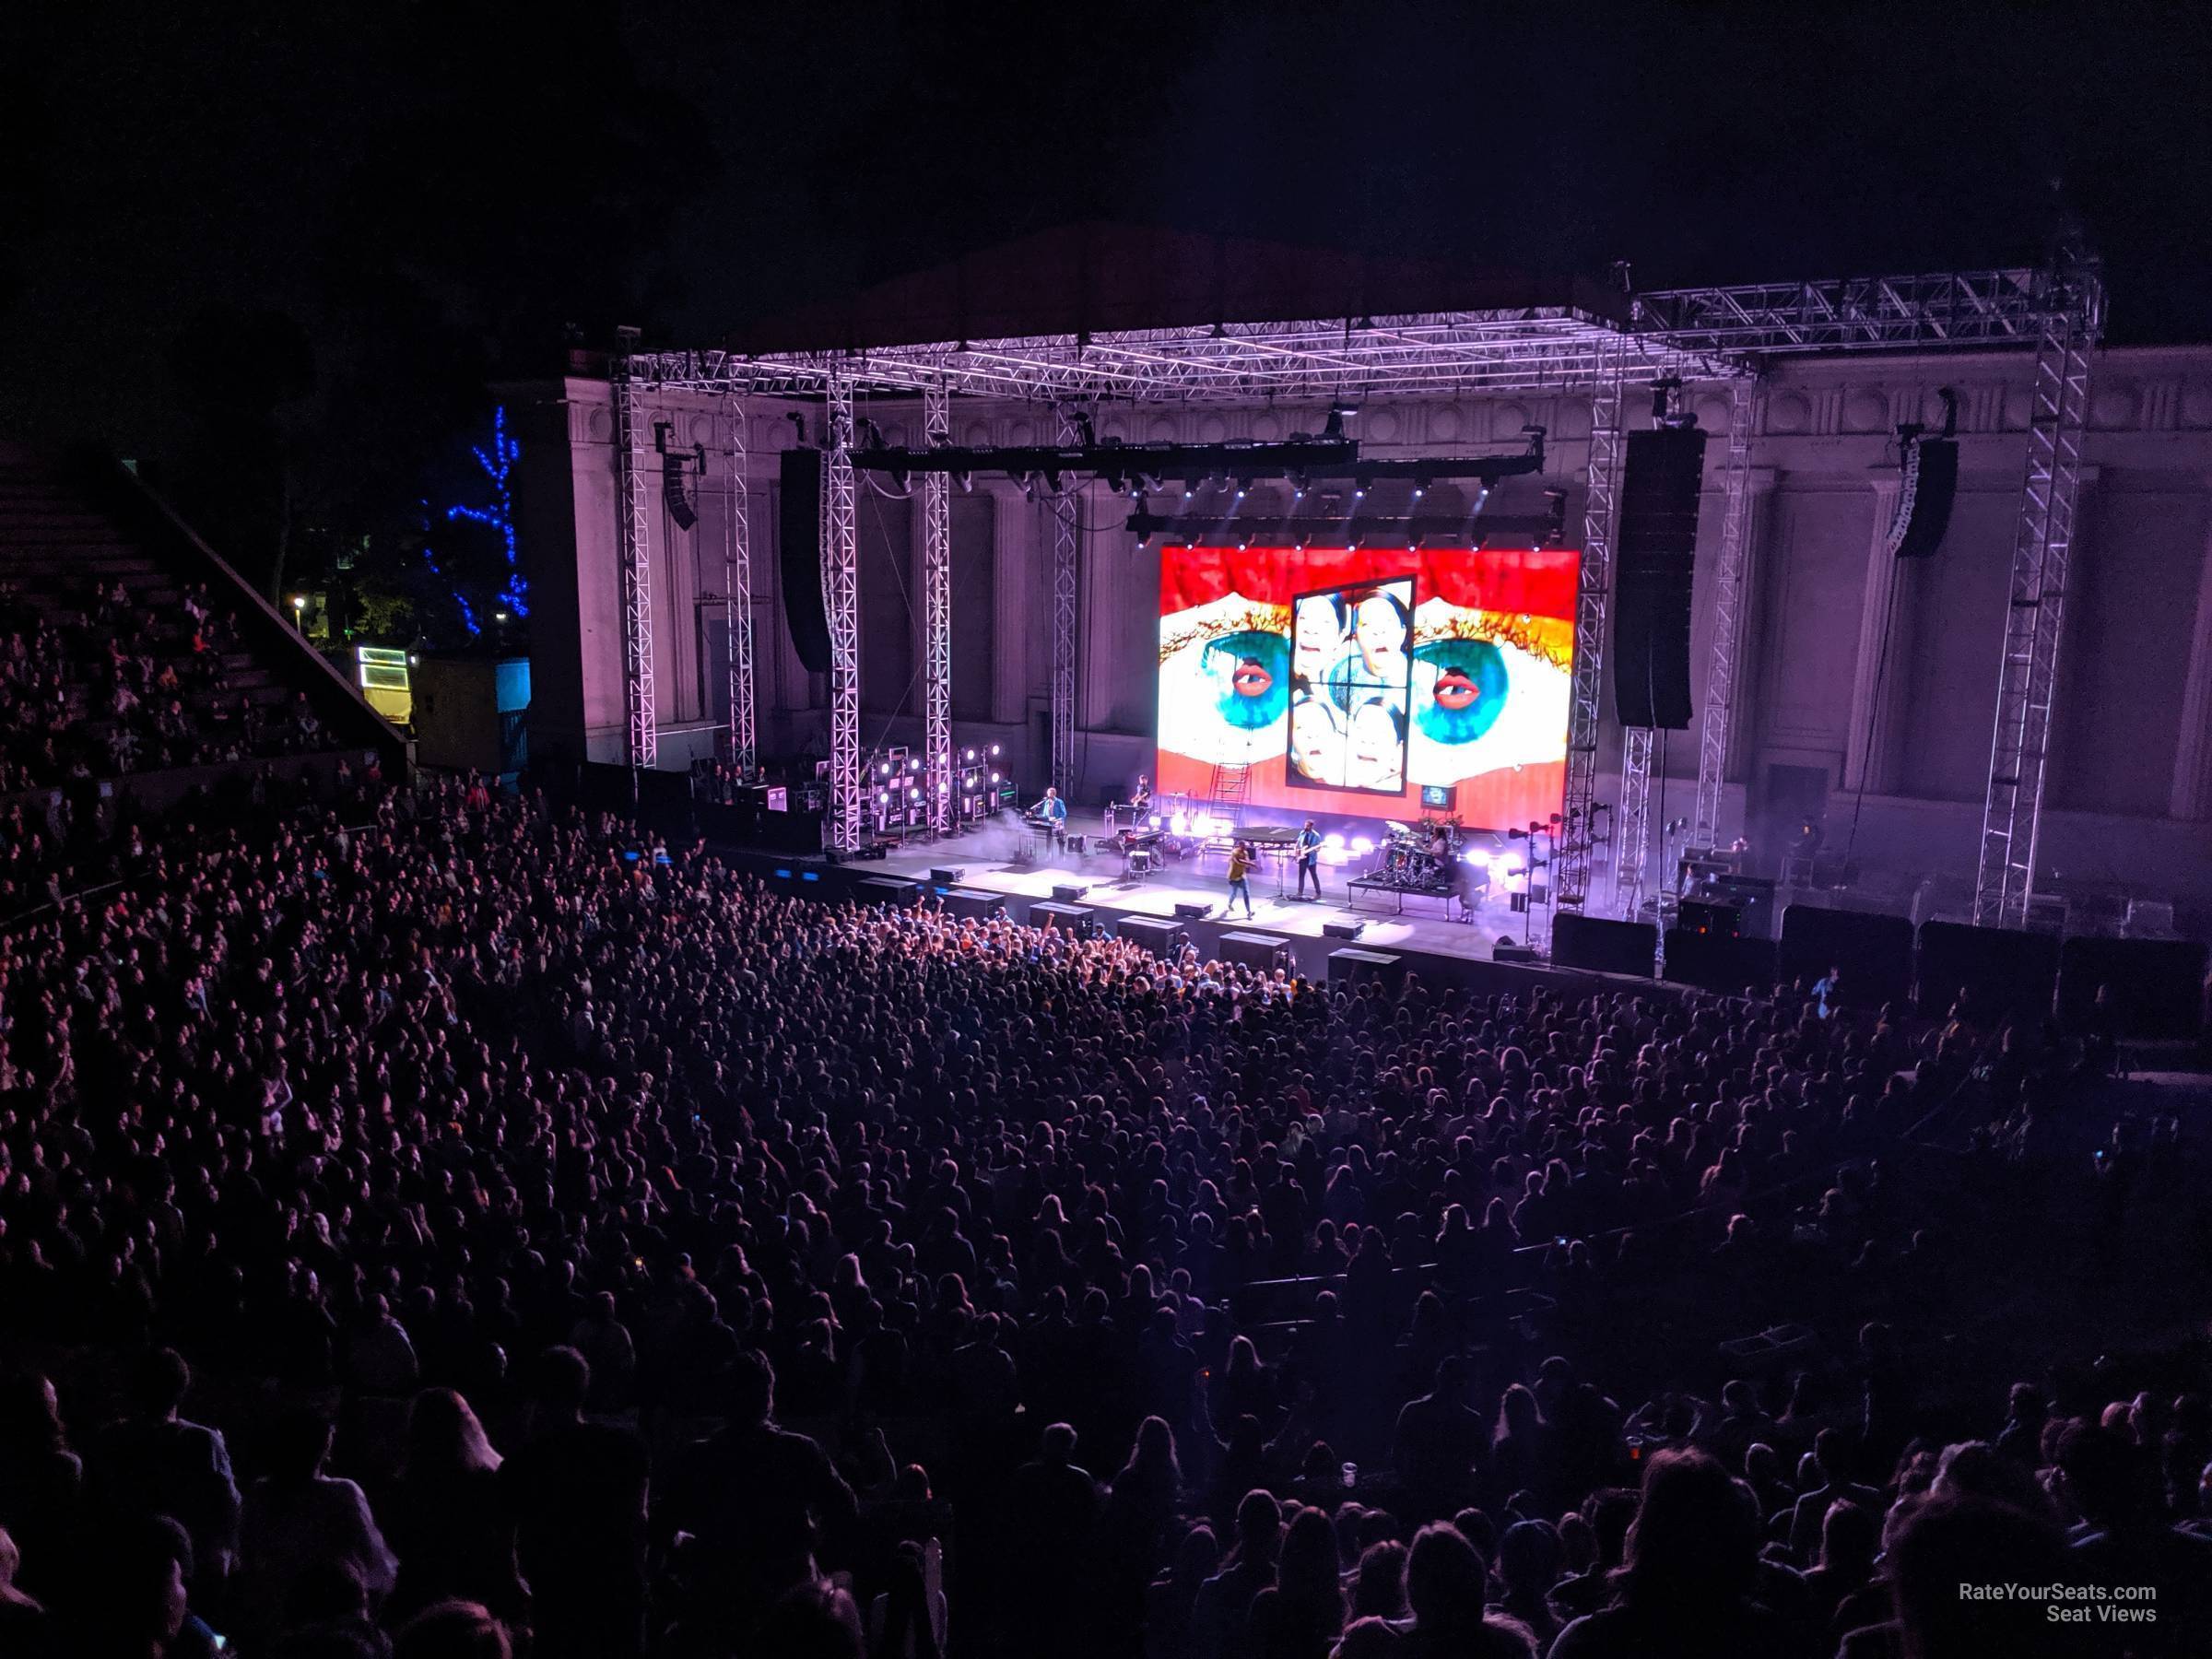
[857,816,1598,992]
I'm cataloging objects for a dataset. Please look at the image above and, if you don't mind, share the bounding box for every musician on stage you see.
[1224,839,1256,920]
[1296,819,1323,900]
[1031,785,1068,850]
[1130,773,1152,818]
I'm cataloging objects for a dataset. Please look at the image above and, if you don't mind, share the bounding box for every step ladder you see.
[1208,760,1251,827]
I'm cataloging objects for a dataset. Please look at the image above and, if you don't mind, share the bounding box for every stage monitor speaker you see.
[2055,935,2209,1040]
[1172,901,1211,920]
[778,448,833,673]
[1220,930,1291,971]
[1778,902,1914,1008]
[1052,883,1090,904]
[1613,425,1707,729]
[1117,915,1187,959]
[1493,941,1541,965]
[1322,919,1364,940]
[1552,912,1658,978]
[1328,947,1404,990]
[1888,438,1959,560]
[928,867,966,887]
[1914,921,2061,1019]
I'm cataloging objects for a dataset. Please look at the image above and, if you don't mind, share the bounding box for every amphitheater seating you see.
[0,444,398,805]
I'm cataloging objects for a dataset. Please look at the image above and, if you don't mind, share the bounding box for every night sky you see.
[2,1,2204,534]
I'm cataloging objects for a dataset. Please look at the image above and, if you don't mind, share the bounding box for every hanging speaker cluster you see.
[663,451,699,530]
[1885,388,1959,560]
[779,448,833,673]
[655,421,709,533]
[1612,425,1707,730]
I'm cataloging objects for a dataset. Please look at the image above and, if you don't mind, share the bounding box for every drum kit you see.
[1379,818,1461,890]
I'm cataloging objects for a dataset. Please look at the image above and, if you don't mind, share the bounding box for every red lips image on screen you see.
[1230,660,1274,698]
[1431,667,1481,712]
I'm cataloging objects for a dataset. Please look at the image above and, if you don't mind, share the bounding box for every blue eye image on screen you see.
[1200,630,1289,731]
[1413,638,1509,745]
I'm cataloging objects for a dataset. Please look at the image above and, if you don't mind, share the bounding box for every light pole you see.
[290,594,308,636]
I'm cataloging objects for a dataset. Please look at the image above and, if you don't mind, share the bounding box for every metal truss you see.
[1614,725,1656,920]
[624,309,1728,403]
[1050,406,1084,800]
[1974,261,2104,928]
[922,378,954,833]
[723,406,757,777]
[612,361,657,770]
[1635,270,2063,354]
[1558,336,1628,912]
[823,369,863,851]
[622,271,2062,405]
[1692,375,1758,852]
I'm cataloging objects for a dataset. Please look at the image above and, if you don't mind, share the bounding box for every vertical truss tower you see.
[922,380,955,832]
[1974,258,2103,927]
[823,369,862,851]
[1692,374,1759,853]
[612,359,657,771]
[1614,727,1655,919]
[1559,337,1628,912]
[1050,406,1084,801]
[723,406,757,776]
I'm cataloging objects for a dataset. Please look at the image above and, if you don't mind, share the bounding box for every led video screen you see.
[1157,544,1578,831]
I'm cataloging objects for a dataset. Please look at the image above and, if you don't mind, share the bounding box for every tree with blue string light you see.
[418,405,526,640]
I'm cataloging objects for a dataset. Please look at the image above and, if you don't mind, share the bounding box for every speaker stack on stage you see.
[1220,931,1292,971]
[1328,947,1405,990]
[1172,901,1211,921]
[1117,916,1187,959]
[1027,900,1097,937]
[1613,423,1708,730]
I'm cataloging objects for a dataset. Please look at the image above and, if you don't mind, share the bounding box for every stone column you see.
[1724,467,1780,780]
[1842,469,1906,794]
[2171,500,2212,820]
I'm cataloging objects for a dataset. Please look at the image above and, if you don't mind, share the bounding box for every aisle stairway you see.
[0,443,402,794]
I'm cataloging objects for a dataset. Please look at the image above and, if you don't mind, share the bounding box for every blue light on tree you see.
[444,405,528,618]
[418,406,527,639]
[418,504,481,637]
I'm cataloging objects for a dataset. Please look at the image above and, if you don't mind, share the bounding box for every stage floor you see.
[872,820,1547,980]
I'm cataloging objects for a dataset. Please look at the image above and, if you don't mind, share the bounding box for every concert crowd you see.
[0,773,2206,1658]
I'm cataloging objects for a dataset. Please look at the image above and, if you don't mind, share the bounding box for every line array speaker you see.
[778,448,832,673]
[1613,425,1707,729]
